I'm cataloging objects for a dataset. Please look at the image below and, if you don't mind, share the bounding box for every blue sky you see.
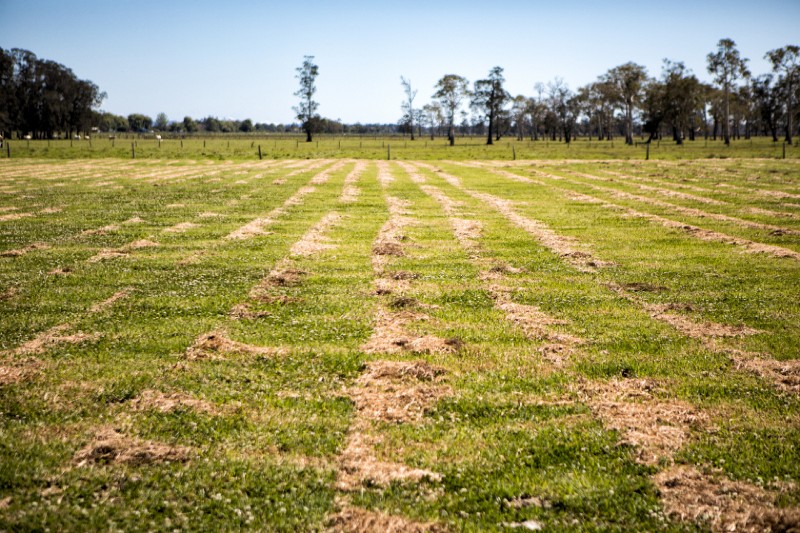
[2,0,798,124]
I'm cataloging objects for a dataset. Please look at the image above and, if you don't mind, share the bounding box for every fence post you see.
[512,145,516,160]
[132,142,135,159]
[258,145,262,160]
[387,144,391,160]
[646,142,650,160]
[6,142,10,158]
[784,142,787,160]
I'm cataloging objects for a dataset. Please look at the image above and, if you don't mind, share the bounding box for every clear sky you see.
[2,0,798,125]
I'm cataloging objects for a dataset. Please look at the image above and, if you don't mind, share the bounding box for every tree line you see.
[0,48,105,140]
[295,40,799,146]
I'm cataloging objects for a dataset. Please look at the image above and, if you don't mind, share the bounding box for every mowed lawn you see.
[1,157,799,531]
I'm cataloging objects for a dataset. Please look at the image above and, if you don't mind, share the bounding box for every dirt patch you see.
[130,389,216,414]
[0,242,50,258]
[327,504,444,532]
[163,222,198,233]
[577,378,707,466]
[166,203,186,208]
[198,212,223,218]
[123,216,145,225]
[185,331,285,360]
[73,427,191,466]
[272,178,286,185]
[290,212,341,256]
[655,465,800,532]
[734,356,800,395]
[48,267,72,276]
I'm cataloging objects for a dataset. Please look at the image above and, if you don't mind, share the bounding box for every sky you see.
[1,0,798,125]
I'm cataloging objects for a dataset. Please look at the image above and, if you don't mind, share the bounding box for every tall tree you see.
[660,60,703,143]
[400,76,418,140]
[765,45,799,144]
[707,38,750,145]
[433,74,469,146]
[604,62,648,145]
[293,55,320,143]
[154,112,169,131]
[751,75,782,141]
[127,113,152,132]
[471,67,510,145]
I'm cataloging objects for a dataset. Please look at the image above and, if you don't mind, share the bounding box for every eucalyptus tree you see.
[751,74,782,141]
[707,38,750,145]
[471,67,510,145]
[422,103,444,140]
[603,62,648,145]
[660,60,703,143]
[547,78,577,143]
[294,55,320,142]
[433,74,469,145]
[400,76,418,140]
[510,95,530,141]
[765,45,799,144]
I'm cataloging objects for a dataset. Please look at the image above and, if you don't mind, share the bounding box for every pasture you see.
[1,157,799,531]
[3,135,798,161]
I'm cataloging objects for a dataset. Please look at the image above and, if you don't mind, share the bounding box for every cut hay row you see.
[407,162,799,531]
[225,160,347,240]
[462,162,800,261]
[562,169,800,236]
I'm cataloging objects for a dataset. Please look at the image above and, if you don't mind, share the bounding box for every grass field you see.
[1,156,799,531]
[3,135,798,161]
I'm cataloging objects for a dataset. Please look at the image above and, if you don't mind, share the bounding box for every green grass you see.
[3,134,798,161]
[1,156,798,530]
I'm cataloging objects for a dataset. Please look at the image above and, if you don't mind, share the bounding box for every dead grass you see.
[129,389,216,414]
[289,212,341,256]
[327,504,445,532]
[0,242,50,258]
[655,465,800,533]
[11,323,100,356]
[88,288,133,314]
[229,303,271,320]
[576,378,708,466]
[73,427,191,466]
[163,222,198,233]
[0,358,42,385]
[336,360,448,492]
[734,356,800,395]
[645,304,760,339]
[184,332,286,360]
